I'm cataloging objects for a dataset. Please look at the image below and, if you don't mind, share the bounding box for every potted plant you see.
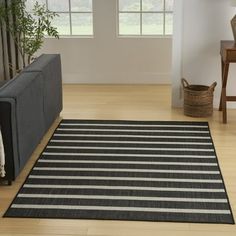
[0,0,59,70]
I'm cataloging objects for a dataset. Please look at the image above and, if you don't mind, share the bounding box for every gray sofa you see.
[0,54,63,183]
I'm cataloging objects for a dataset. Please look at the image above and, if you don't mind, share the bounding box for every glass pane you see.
[26,0,46,12]
[71,0,93,12]
[142,0,164,11]
[119,0,140,11]
[165,13,173,35]
[48,0,69,12]
[51,13,70,35]
[119,13,140,35]
[71,13,93,35]
[165,0,174,11]
[142,13,163,35]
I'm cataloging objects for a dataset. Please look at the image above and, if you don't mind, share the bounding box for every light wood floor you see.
[0,84,236,236]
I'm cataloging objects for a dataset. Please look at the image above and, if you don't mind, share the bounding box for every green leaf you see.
[0,0,59,69]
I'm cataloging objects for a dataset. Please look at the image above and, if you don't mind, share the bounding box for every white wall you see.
[39,0,172,84]
[172,0,236,108]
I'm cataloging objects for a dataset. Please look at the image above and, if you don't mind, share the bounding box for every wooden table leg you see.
[222,62,229,124]
[219,59,225,111]
[222,88,227,123]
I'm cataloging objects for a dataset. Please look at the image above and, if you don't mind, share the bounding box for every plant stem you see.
[27,55,31,65]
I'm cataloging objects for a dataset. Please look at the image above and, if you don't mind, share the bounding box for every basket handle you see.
[208,82,217,91]
[181,78,190,88]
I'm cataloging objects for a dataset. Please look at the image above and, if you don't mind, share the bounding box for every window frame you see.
[117,0,173,38]
[28,0,94,37]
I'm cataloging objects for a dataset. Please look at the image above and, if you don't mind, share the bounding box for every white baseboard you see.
[62,72,171,84]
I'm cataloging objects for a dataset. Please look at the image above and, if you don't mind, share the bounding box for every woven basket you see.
[181,78,217,117]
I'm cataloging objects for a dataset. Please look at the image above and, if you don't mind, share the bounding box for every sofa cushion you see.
[24,54,63,130]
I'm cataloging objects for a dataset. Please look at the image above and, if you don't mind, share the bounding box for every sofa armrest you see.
[0,72,45,177]
[0,99,18,180]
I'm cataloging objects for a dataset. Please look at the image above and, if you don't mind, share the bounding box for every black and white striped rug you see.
[4,119,234,224]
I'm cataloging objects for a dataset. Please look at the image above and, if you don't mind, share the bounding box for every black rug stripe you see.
[55,131,211,137]
[48,142,214,149]
[35,162,219,171]
[19,188,228,199]
[30,169,222,179]
[4,119,234,224]
[44,149,216,155]
[24,178,224,189]
[40,155,218,163]
[5,208,232,224]
[52,136,213,143]
[58,125,210,131]
[60,120,208,125]
[12,198,229,210]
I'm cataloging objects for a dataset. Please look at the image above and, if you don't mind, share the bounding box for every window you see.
[118,0,173,36]
[26,0,93,36]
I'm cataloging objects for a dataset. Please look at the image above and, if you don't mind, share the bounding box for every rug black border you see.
[3,119,235,225]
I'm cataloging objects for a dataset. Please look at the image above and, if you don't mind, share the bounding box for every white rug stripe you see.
[33,167,220,174]
[50,139,212,145]
[42,152,216,159]
[60,123,208,128]
[57,128,209,134]
[23,184,225,192]
[38,159,218,166]
[17,194,227,203]
[54,134,211,139]
[46,146,214,152]
[11,204,231,215]
[29,175,223,183]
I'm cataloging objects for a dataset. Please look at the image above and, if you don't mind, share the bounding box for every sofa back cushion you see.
[24,54,63,130]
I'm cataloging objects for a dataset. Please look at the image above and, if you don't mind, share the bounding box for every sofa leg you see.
[0,179,12,186]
